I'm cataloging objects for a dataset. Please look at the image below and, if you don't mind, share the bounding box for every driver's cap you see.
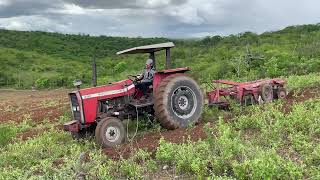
[146,59,153,66]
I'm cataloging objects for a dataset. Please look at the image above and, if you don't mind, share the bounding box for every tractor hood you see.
[78,79,135,100]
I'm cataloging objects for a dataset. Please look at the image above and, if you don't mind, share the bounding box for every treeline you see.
[0,29,169,59]
[0,24,320,88]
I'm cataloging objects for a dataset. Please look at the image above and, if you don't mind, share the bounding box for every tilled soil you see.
[286,86,320,104]
[0,89,69,123]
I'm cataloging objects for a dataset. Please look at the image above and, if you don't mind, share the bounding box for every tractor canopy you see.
[116,42,175,69]
[116,42,175,55]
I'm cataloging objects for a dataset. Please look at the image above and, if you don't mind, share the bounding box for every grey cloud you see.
[0,15,71,33]
[0,0,64,18]
[66,0,187,9]
[0,0,319,37]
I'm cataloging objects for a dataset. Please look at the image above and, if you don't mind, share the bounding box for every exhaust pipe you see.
[92,55,97,87]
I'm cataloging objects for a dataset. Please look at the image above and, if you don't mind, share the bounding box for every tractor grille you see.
[70,93,81,121]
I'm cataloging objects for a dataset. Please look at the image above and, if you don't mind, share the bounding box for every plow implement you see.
[207,78,287,108]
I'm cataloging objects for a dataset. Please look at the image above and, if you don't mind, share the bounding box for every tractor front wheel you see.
[154,74,204,130]
[95,117,126,148]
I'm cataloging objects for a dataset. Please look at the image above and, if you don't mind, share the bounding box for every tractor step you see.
[63,120,80,132]
[129,99,154,108]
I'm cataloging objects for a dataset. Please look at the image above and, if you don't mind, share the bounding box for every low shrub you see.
[0,124,17,148]
[233,150,303,179]
[286,73,320,90]
[156,138,210,176]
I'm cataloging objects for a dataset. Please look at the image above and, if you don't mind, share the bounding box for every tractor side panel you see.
[81,98,98,124]
[79,79,135,124]
[153,73,171,93]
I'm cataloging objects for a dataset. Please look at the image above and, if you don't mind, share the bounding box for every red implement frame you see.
[207,78,285,108]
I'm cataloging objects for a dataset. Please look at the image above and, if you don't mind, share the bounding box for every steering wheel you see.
[127,75,139,82]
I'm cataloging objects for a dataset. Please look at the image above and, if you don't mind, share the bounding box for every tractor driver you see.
[135,59,155,98]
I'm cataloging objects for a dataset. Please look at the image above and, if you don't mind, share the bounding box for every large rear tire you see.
[154,74,204,130]
[95,117,126,148]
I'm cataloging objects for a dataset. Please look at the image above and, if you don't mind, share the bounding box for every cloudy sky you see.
[0,0,319,38]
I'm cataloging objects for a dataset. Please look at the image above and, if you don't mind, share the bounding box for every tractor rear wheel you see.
[154,74,204,130]
[95,117,126,148]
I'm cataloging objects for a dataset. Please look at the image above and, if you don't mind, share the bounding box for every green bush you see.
[114,62,127,73]
[35,77,49,88]
[286,73,320,90]
[119,149,157,178]
[0,124,17,148]
[233,150,303,179]
[156,138,210,176]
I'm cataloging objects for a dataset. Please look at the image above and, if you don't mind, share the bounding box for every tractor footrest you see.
[63,120,80,132]
[129,100,154,108]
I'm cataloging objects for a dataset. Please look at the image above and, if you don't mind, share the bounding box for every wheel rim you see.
[279,90,286,99]
[105,126,120,142]
[171,86,197,119]
[178,95,189,110]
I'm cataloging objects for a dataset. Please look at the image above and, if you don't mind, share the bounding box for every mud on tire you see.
[95,117,126,148]
[154,74,204,130]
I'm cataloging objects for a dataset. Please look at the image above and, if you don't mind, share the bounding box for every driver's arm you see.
[137,69,145,81]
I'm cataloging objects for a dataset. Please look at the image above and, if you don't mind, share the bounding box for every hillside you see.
[0,24,320,88]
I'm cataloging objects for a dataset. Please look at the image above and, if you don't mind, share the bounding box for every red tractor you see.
[64,42,204,148]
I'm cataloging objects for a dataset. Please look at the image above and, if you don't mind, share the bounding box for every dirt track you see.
[0,87,319,158]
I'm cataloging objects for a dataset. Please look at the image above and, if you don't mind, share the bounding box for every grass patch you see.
[286,73,320,90]
[0,128,158,179]
[0,124,17,148]
[155,98,320,178]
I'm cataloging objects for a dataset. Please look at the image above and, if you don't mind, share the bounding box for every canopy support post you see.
[149,52,156,70]
[165,48,171,69]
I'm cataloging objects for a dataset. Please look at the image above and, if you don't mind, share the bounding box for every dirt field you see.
[0,87,319,158]
[0,89,69,123]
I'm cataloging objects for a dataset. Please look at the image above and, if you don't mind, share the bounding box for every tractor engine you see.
[98,96,129,119]
[64,79,135,132]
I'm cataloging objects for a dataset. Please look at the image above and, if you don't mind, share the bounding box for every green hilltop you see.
[0,24,320,88]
